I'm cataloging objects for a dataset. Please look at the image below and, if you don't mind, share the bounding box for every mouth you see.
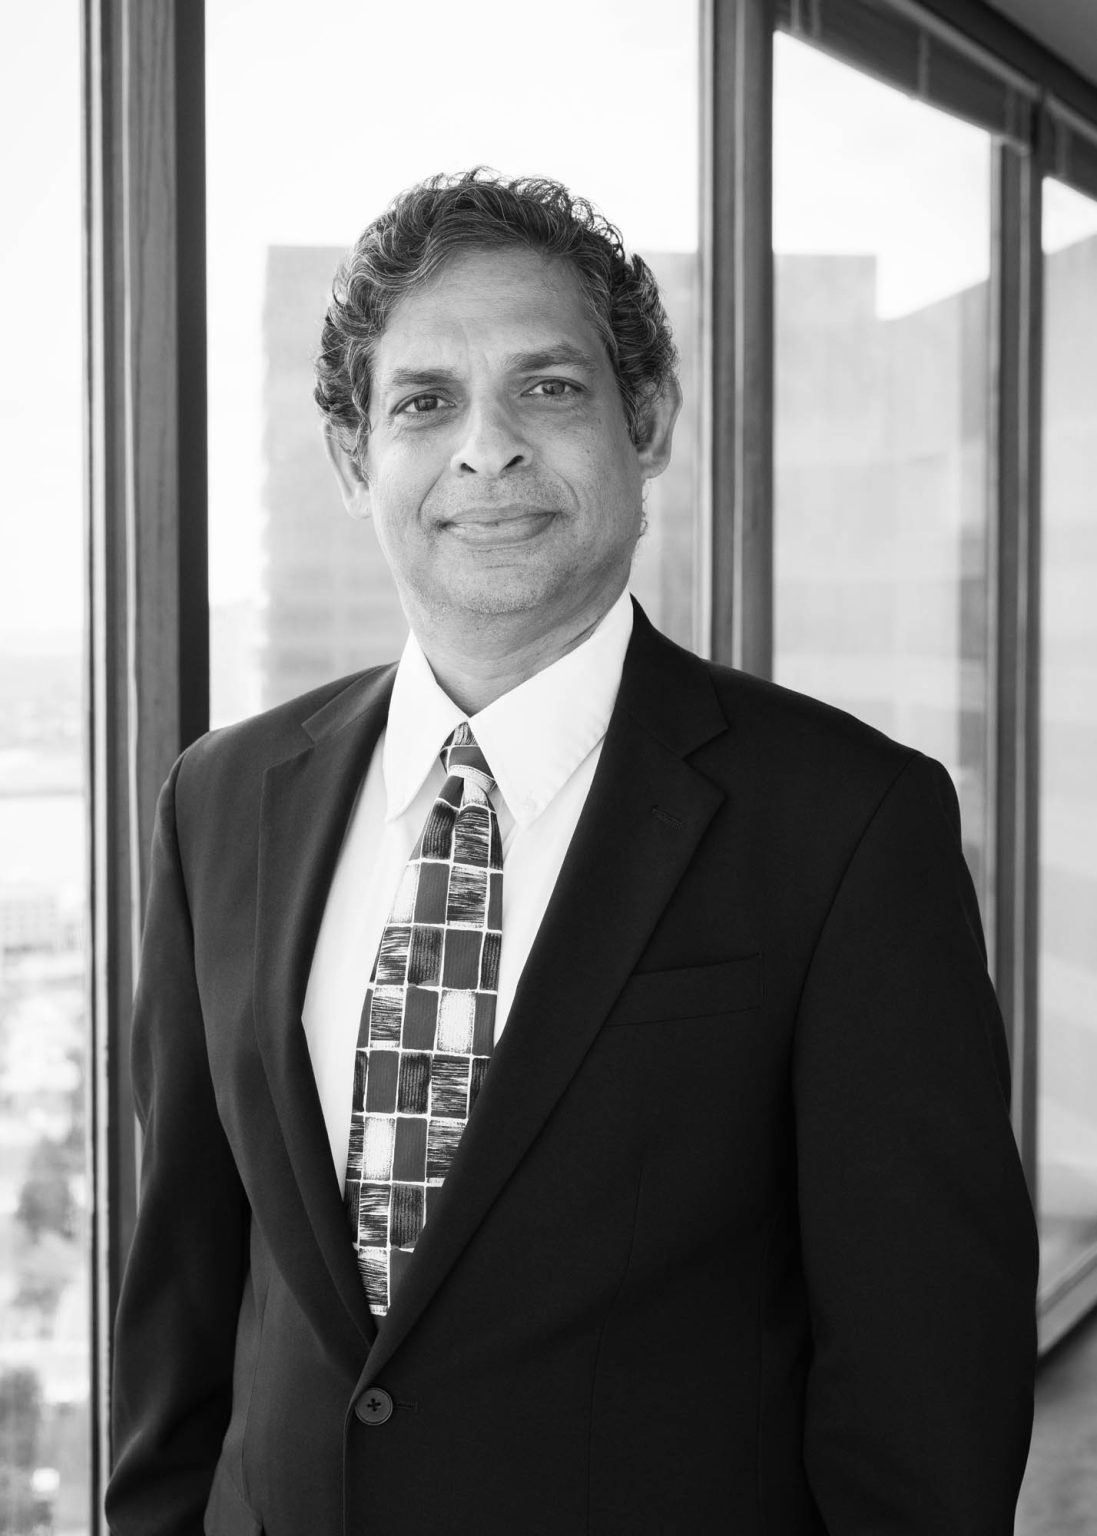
[439,507,556,545]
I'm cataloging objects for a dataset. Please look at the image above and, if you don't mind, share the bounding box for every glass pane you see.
[0,6,91,1534]
[207,0,702,727]
[772,34,994,915]
[1037,178,1097,1302]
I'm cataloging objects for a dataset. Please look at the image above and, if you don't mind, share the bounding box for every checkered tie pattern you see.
[343,722,503,1316]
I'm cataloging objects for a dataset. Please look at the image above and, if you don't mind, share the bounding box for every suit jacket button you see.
[354,1387,394,1425]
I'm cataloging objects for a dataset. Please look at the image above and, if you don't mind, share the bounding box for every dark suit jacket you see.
[106,605,1037,1536]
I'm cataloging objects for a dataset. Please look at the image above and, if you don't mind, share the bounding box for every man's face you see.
[351,246,677,645]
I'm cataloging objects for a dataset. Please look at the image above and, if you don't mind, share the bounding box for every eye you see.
[395,393,449,416]
[525,378,581,400]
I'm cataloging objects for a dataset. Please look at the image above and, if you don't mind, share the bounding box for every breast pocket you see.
[606,953,764,1027]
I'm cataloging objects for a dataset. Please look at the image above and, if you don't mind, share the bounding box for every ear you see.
[635,378,683,481]
[323,425,372,520]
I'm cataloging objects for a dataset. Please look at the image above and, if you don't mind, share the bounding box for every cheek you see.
[547,426,621,494]
[570,435,642,518]
[371,458,433,529]
[578,413,640,483]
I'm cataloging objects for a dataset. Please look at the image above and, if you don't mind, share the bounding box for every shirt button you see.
[354,1387,394,1425]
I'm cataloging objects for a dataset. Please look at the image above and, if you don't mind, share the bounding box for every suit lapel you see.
[362,608,729,1384]
[253,667,396,1354]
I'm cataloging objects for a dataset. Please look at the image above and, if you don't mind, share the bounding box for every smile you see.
[440,509,556,545]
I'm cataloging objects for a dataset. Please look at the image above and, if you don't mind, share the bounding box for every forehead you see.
[374,246,605,371]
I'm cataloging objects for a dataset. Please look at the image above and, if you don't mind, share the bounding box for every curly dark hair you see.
[314,168,679,464]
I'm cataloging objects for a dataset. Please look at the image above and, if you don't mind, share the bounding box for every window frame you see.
[83,0,208,1516]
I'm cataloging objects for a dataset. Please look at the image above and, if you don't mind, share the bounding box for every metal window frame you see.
[990,137,1042,1237]
[704,0,775,673]
[780,0,1040,145]
[918,0,1097,130]
[84,0,207,1524]
[1046,95,1097,205]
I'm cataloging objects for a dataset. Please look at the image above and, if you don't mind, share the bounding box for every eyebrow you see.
[382,366,462,393]
[380,343,600,396]
[503,344,599,374]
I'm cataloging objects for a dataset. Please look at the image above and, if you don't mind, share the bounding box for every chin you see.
[433,572,562,621]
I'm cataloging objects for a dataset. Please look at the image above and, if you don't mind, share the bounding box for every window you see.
[0,6,90,1531]
[1037,176,1097,1308]
[206,0,704,727]
[772,32,995,912]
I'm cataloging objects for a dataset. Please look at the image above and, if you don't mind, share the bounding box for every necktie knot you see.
[441,723,496,802]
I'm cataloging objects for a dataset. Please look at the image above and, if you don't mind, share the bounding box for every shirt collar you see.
[383,588,634,828]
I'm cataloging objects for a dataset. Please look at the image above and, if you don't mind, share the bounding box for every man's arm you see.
[794,753,1038,1535]
[106,756,251,1535]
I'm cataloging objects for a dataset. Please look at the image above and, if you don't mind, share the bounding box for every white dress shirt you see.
[301,588,634,1186]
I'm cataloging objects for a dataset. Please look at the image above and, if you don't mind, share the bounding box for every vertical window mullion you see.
[991,139,1042,1206]
[707,0,775,673]
[84,1,207,1523]
[84,0,137,1524]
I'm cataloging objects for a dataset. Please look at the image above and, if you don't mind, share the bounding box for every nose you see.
[450,397,531,477]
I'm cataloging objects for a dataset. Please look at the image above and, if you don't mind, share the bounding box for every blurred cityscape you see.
[0,651,89,1536]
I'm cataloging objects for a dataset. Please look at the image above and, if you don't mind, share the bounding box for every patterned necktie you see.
[343,722,503,1316]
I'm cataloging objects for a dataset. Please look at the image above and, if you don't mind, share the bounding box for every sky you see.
[3,2,1097,633]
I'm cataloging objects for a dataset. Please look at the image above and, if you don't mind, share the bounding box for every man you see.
[107,170,1037,1535]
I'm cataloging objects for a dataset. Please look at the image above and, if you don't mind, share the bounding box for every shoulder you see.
[704,656,912,775]
[169,664,395,813]
[623,611,952,859]
[703,655,959,835]
[627,607,916,788]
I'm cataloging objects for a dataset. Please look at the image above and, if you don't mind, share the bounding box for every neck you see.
[409,596,624,715]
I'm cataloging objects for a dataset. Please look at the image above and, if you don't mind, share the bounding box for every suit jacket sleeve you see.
[793,753,1038,1534]
[106,753,251,1535]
